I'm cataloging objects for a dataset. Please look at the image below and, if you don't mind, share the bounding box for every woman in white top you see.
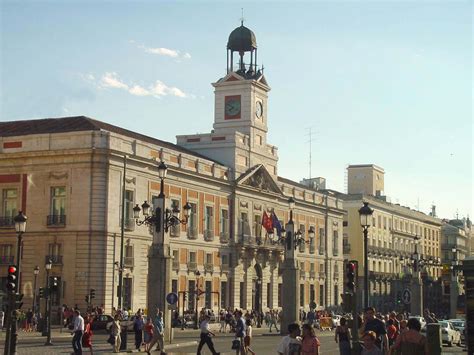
[244,319,256,355]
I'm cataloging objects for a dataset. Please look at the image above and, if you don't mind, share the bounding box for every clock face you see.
[224,95,241,119]
[255,101,263,118]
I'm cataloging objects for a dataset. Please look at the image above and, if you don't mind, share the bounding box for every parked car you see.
[421,321,461,347]
[90,314,114,331]
[448,319,465,343]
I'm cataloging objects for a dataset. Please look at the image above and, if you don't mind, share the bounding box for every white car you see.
[448,319,465,343]
[422,321,461,347]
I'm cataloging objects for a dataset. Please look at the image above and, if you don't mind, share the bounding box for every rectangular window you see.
[220,209,229,239]
[188,203,198,238]
[319,228,325,254]
[124,244,134,267]
[300,284,305,307]
[383,217,387,230]
[377,216,381,228]
[254,214,262,238]
[206,253,213,265]
[221,282,227,309]
[48,243,62,264]
[240,212,250,236]
[333,230,339,256]
[205,281,212,308]
[122,189,134,230]
[48,187,66,225]
[1,189,17,226]
[0,244,13,264]
[172,279,178,294]
[189,251,196,263]
[221,254,228,266]
[240,282,245,309]
[310,284,315,303]
[204,206,214,233]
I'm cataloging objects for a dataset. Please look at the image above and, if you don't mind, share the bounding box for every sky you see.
[1,0,472,219]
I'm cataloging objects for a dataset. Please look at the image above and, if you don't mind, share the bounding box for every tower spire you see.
[240,8,244,26]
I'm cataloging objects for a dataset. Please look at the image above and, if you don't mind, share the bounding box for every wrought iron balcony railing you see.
[45,255,63,265]
[0,217,14,228]
[47,215,66,226]
[172,260,180,271]
[219,232,229,243]
[124,256,134,268]
[0,255,14,265]
[204,230,214,242]
[204,263,214,273]
[187,261,197,271]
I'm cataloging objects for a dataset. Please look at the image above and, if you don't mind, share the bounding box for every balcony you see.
[172,260,180,271]
[204,263,214,273]
[319,271,326,279]
[0,255,14,265]
[204,230,214,242]
[45,255,63,265]
[309,271,316,279]
[221,264,229,272]
[319,247,325,255]
[237,235,284,252]
[238,220,252,237]
[187,227,198,240]
[299,243,306,253]
[219,232,229,243]
[299,270,306,279]
[187,261,197,271]
[0,217,14,228]
[47,215,66,227]
[333,249,339,257]
[124,256,134,268]
[309,244,315,254]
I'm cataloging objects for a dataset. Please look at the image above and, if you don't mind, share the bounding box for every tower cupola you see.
[226,22,260,79]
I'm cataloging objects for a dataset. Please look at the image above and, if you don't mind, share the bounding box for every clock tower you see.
[177,23,278,179]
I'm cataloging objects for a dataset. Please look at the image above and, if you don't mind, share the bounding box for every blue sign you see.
[166,292,178,305]
[402,289,411,305]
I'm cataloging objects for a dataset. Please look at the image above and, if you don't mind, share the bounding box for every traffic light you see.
[15,293,24,310]
[396,291,402,305]
[346,261,357,293]
[85,295,90,304]
[90,289,95,300]
[51,277,59,289]
[7,265,17,291]
[38,287,45,298]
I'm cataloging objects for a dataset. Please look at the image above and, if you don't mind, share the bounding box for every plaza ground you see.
[0,325,466,354]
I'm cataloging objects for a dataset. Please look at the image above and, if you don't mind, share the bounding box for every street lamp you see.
[358,202,374,309]
[194,270,201,330]
[33,266,40,315]
[13,211,27,293]
[133,161,192,342]
[44,259,53,346]
[450,247,459,318]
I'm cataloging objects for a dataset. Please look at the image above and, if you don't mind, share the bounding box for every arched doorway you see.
[252,264,263,314]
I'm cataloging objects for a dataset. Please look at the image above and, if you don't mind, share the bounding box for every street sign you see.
[166,292,178,305]
[402,289,411,305]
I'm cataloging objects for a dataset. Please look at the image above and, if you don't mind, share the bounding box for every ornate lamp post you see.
[44,259,53,346]
[450,247,459,319]
[133,161,191,341]
[410,236,423,315]
[358,202,374,310]
[13,211,27,293]
[33,266,40,315]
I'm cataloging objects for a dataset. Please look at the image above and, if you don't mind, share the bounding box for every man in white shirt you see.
[197,315,220,355]
[71,310,84,354]
[277,323,302,355]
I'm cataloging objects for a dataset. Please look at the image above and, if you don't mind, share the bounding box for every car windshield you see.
[451,321,464,327]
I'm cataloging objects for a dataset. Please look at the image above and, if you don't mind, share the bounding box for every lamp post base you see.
[44,341,53,346]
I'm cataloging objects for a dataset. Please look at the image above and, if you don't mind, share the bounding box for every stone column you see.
[411,274,423,316]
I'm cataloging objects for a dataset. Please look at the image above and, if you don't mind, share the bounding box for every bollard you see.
[426,323,442,355]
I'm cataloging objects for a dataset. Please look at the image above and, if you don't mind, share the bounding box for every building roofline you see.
[347,164,384,172]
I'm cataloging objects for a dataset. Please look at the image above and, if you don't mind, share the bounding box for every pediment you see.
[237,164,282,194]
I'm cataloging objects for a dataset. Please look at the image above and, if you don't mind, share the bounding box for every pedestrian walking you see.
[276,322,302,355]
[143,317,154,353]
[82,314,93,355]
[388,318,428,355]
[71,310,84,355]
[269,309,279,333]
[362,307,389,354]
[147,310,164,354]
[133,313,145,351]
[335,317,351,355]
[110,314,121,353]
[196,315,220,355]
[0,309,4,331]
[244,319,256,355]
[234,310,246,355]
[301,323,320,355]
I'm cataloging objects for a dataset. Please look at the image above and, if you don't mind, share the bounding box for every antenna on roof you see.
[306,127,317,180]
[240,8,245,25]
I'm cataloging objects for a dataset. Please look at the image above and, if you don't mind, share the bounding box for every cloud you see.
[100,72,129,89]
[88,72,190,99]
[132,41,191,60]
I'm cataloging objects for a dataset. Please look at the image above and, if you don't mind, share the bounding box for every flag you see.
[271,212,283,237]
[262,211,273,233]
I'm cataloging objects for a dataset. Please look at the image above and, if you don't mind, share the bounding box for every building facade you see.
[339,164,443,314]
[0,24,345,316]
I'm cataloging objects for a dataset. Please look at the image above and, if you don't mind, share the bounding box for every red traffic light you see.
[8,265,17,274]
[347,263,356,272]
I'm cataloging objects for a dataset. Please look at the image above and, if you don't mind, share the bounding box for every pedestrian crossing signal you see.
[51,277,59,289]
